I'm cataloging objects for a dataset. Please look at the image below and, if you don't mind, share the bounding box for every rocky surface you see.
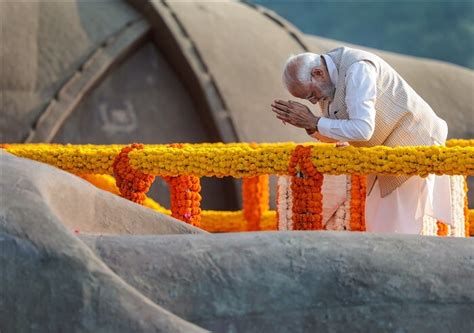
[1,152,473,332]
[81,232,474,332]
[0,152,205,332]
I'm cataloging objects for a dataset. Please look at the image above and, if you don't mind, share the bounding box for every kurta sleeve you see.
[316,61,377,142]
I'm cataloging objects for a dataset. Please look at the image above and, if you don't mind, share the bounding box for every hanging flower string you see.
[242,175,269,231]
[350,175,367,231]
[436,221,449,236]
[163,144,202,227]
[289,145,324,230]
[464,177,470,237]
[113,143,155,205]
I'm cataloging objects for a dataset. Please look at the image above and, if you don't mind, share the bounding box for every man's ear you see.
[311,67,325,80]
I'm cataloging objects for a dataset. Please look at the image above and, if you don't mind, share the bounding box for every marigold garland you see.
[2,142,473,177]
[242,175,269,231]
[2,142,472,237]
[163,175,202,227]
[469,209,474,236]
[82,173,276,232]
[162,144,202,227]
[289,145,324,230]
[350,175,367,231]
[446,139,474,148]
[464,177,470,237]
[436,221,449,236]
[113,143,155,205]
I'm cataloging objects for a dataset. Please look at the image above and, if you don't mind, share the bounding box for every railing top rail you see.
[1,140,473,177]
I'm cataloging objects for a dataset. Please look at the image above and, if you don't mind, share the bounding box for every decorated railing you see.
[1,139,473,236]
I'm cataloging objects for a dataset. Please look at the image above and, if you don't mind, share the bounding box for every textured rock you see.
[0,151,206,332]
[81,232,474,332]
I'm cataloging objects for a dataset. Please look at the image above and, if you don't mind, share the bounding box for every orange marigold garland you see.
[163,175,202,227]
[436,221,449,236]
[242,175,269,231]
[162,143,202,227]
[463,176,470,237]
[350,175,367,231]
[288,145,324,230]
[113,143,155,205]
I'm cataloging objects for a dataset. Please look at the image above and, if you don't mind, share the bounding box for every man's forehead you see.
[289,83,309,98]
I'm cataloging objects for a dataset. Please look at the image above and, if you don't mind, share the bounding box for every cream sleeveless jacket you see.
[319,47,448,197]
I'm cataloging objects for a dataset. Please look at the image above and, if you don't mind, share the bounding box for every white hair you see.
[282,52,322,88]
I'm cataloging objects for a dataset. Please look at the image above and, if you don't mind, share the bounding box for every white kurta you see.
[365,174,452,234]
[311,56,452,234]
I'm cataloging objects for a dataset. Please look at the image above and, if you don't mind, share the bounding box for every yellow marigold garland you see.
[200,210,277,233]
[113,143,155,205]
[242,175,269,231]
[289,145,324,230]
[446,139,474,147]
[2,142,473,177]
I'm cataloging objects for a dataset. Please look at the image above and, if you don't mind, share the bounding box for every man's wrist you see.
[305,117,320,135]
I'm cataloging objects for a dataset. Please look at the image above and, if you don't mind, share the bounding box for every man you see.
[272,47,452,234]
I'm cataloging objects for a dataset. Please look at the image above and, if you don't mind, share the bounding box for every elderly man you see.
[272,47,452,234]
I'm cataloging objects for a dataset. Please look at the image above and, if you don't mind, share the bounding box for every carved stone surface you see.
[0,0,141,142]
[81,231,474,332]
[0,152,206,332]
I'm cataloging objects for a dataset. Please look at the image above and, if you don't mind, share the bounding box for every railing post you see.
[242,175,269,231]
[288,145,324,230]
[164,175,202,227]
[350,175,367,231]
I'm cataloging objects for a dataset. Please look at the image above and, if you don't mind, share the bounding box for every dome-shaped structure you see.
[1,0,473,207]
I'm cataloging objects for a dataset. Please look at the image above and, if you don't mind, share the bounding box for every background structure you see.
[1,0,473,207]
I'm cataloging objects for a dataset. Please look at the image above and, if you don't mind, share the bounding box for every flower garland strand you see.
[469,209,474,236]
[242,175,269,231]
[162,144,202,227]
[113,143,155,205]
[82,174,277,232]
[2,142,473,178]
[350,175,367,231]
[436,221,449,236]
[163,175,202,227]
[464,177,470,237]
[289,145,324,230]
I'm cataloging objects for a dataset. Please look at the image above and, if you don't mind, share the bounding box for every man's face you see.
[288,73,335,104]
